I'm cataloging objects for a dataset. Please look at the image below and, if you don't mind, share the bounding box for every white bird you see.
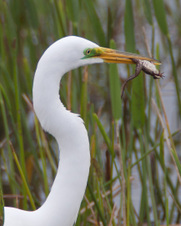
[3,36,159,226]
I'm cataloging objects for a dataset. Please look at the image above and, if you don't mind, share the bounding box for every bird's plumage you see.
[3,36,159,226]
[4,36,102,226]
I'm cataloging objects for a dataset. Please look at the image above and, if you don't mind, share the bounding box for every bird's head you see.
[33,36,161,134]
[38,36,160,75]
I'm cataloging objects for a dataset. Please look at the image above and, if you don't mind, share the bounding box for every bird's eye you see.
[84,48,91,56]
[82,48,96,59]
[85,49,91,55]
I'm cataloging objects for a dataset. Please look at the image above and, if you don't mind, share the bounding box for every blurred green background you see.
[0,0,181,225]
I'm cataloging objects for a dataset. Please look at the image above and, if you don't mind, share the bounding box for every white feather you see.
[4,36,103,226]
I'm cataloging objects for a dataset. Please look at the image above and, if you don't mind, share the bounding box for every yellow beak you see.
[96,47,161,65]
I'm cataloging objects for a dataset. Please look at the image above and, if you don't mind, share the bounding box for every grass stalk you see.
[0,1,181,224]
[34,117,49,197]
[9,142,36,210]
[116,121,126,226]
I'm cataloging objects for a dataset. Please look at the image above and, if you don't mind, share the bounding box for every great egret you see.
[3,36,159,226]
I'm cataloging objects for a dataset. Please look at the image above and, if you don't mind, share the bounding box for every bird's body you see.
[4,36,101,226]
[3,36,159,225]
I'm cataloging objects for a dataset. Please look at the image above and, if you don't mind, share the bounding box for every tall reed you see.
[0,0,180,225]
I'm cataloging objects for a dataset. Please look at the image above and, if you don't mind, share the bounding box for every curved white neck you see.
[4,37,105,226]
[32,63,90,225]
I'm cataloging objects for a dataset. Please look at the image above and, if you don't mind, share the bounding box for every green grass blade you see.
[160,132,169,225]
[52,0,67,36]
[66,0,79,24]
[34,117,49,197]
[10,142,36,210]
[141,0,153,25]
[24,0,39,29]
[125,0,145,128]
[108,40,122,120]
[138,129,151,224]
[83,0,106,46]
[152,0,168,35]
[124,0,136,52]
[167,37,181,118]
[171,149,181,175]
[13,57,28,209]
[0,87,16,193]
[93,113,113,155]
[80,67,88,123]
[87,182,107,226]
[131,72,145,128]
